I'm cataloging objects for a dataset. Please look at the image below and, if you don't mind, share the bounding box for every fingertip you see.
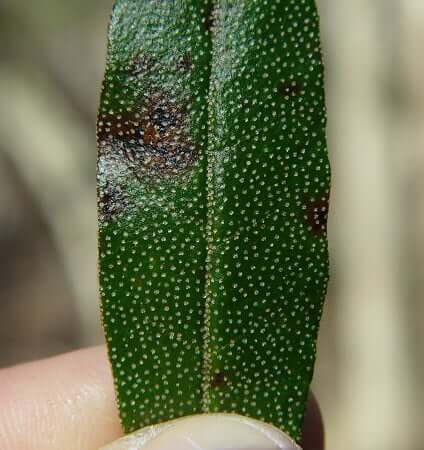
[0,346,123,450]
[100,414,301,450]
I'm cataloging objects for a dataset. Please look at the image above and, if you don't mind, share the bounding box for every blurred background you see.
[0,1,422,449]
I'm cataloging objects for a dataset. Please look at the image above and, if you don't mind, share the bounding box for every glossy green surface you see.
[97,0,329,441]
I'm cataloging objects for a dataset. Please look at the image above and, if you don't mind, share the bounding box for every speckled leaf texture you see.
[97,0,330,442]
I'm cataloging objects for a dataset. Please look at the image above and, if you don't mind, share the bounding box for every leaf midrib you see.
[200,0,216,413]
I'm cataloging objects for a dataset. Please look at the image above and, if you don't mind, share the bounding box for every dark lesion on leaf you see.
[97,92,198,183]
[278,80,303,97]
[303,194,330,236]
[129,52,156,76]
[211,370,233,388]
[97,110,142,144]
[97,180,129,223]
[176,53,193,72]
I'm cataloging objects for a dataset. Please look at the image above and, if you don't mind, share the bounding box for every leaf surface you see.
[97,0,330,441]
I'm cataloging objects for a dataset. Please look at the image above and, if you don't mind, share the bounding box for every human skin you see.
[0,346,323,450]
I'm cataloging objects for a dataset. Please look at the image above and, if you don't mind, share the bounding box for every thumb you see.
[101,414,301,450]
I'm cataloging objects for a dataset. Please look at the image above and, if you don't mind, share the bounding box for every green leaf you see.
[97,0,330,442]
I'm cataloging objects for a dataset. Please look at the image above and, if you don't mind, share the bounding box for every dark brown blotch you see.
[97,92,198,181]
[278,80,303,97]
[211,370,232,388]
[177,53,193,72]
[97,111,143,145]
[97,180,128,223]
[304,195,329,236]
[130,52,155,76]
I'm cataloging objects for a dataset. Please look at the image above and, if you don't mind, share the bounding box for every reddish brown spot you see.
[97,92,198,180]
[279,80,303,97]
[97,111,142,144]
[97,180,128,222]
[304,195,329,235]
[211,370,232,388]
[98,188,112,217]
[143,124,159,145]
[177,53,193,72]
[130,53,155,76]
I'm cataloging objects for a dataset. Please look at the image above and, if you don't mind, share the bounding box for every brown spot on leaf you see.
[97,92,198,182]
[97,180,128,223]
[97,111,142,144]
[143,124,159,145]
[211,370,232,388]
[177,53,193,72]
[279,80,303,97]
[304,195,329,235]
[98,186,112,218]
[130,52,155,76]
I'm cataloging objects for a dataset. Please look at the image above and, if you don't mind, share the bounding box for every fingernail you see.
[100,413,301,450]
